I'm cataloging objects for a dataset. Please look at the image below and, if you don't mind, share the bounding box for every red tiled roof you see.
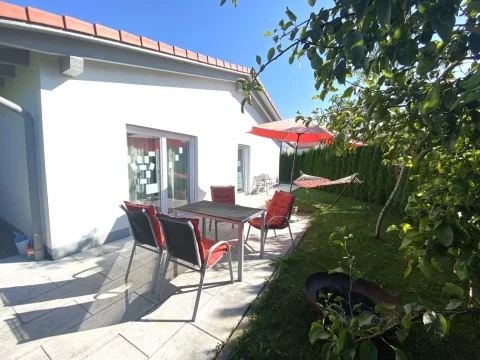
[0,1,281,119]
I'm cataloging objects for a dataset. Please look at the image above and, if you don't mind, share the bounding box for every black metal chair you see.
[156,216,234,321]
[120,205,165,295]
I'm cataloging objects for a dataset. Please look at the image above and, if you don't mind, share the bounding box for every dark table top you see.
[174,200,265,223]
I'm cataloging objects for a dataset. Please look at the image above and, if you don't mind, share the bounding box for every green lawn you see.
[229,189,480,360]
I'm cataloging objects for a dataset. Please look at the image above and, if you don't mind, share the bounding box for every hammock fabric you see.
[294,171,361,188]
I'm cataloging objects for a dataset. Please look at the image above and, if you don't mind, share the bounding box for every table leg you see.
[202,217,206,238]
[237,222,244,281]
[260,211,265,259]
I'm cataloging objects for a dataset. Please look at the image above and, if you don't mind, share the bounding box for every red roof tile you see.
[173,46,186,58]
[0,1,27,21]
[94,23,120,41]
[26,7,64,28]
[158,42,174,54]
[63,15,94,35]
[119,30,141,46]
[140,36,159,50]
[0,1,281,119]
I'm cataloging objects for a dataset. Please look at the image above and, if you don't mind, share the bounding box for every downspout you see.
[0,96,45,260]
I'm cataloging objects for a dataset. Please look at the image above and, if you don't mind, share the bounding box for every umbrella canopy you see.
[247,118,335,144]
[294,139,365,149]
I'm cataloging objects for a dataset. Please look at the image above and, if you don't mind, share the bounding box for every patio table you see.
[173,200,265,281]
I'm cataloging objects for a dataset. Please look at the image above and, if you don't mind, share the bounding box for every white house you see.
[0,2,281,259]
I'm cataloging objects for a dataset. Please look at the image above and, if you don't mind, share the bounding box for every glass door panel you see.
[237,148,244,193]
[126,133,161,209]
[166,138,190,213]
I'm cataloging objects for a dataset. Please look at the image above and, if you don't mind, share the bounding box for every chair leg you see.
[288,223,295,249]
[125,242,136,282]
[232,223,235,229]
[157,256,170,302]
[227,247,234,284]
[273,229,277,237]
[245,224,251,243]
[264,229,269,244]
[215,220,218,242]
[192,267,206,322]
[209,219,212,232]
[150,251,163,294]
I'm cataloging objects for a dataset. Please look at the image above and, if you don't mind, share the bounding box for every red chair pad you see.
[211,186,235,205]
[124,201,165,247]
[248,216,287,229]
[200,237,232,267]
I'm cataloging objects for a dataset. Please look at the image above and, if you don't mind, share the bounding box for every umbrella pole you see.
[289,134,300,193]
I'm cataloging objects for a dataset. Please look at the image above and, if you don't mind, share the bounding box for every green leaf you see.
[264,31,272,37]
[289,53,295,65]
[308,0,317,6]
[418,258,436,279]
[321,342,335,360]
[309,322,330,344]
[417,56,437,76]
[240,98,247,113]
[256,55,262,66]
[376,0,391,29]
[390,346,407,360]
[267,47,275,61]
[359,340,378,360]
[357,311,375,327]
[453,259,471,281]
[445,299,463,310]
[401,312,411,329]
[308,48,323,70]
[338,329,356,359]
[442,282,464,297]
[420,84,440,115]
[285,7,297,22]
[433,15,455,43]
[443,89,457,109]
[396,39,418,66]
[342,87,353,98]
[423,311,448,339]
[347,31,365,67]
[335,59,346,84]
[404,260,414,279]
[220,0,227,5]
[437,225,454,247]
[386,224,399,232]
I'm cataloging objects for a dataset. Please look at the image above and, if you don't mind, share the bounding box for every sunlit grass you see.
[230,189,480,360]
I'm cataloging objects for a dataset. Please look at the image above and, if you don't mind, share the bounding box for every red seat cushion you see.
[211,186,235,205]
[248,191,296,230]
[124,201,165,247]
[200,237,232,267]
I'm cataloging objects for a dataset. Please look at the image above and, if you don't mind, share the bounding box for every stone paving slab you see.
[84,334,147,360]
[0,188,309,360]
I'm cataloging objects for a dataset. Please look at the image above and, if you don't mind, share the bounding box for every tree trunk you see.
[375,164,406,239]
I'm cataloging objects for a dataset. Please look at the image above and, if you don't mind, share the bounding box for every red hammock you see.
[294,171,361,188]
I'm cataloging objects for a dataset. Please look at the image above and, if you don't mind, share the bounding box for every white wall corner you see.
[60,56,84,77]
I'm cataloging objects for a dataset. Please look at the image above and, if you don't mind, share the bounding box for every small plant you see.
[309,227,465,359]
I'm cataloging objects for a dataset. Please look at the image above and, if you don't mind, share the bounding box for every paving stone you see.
[77,266,155,315]
[42,292,155,360]
[0,306,22,335]
[14,272,110,324]
[121,289,213,357]
[100,250,157,280]
[0,278,58,307]
[150,323,220,360]
[0,301,90,359]
[193,292,250,341]
[84,335,147,360]
[17,346,50,360]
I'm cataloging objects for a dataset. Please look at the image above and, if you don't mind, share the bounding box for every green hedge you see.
[280,146,415,213]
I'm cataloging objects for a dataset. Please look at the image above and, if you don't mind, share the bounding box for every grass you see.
[229,189,480,360]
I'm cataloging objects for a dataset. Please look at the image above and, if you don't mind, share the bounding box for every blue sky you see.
[9,0,335,119]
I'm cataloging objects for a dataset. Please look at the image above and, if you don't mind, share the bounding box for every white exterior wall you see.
[38,55,279,257]
[0,53,43,237]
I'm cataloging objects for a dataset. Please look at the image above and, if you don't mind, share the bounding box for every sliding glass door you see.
[127,129,193,214]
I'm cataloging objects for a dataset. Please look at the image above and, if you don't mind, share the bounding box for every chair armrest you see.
[267,215,288,227]
[204,240,232,267]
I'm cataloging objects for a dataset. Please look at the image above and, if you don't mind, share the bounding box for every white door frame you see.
[126,125,196,213]
[238,144,250,195]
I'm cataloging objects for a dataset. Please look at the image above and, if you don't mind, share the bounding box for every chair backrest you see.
[120,205,158,249]
[157,216,202,267]
[254,174,269,182]
[266,190,297,221]
[210,185,235,205]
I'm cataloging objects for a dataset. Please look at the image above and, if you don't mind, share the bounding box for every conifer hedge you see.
[280,146,415,213]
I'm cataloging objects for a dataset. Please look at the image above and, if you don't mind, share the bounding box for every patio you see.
[0,186,308,360]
